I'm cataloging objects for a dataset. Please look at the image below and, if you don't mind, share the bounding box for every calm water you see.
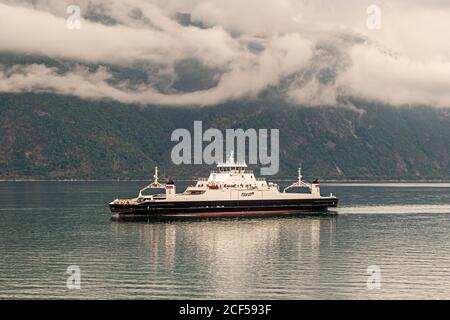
[1,181,450,299]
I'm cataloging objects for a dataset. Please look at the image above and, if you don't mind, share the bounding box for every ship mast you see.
[228,151,235,164]
[138,166,166,197]
[153,166,159,185]
[283,164,311,192]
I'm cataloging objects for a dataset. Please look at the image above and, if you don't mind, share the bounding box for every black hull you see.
[110,198,339,219]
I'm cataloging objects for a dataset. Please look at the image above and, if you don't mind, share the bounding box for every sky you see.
[0,0,450,108]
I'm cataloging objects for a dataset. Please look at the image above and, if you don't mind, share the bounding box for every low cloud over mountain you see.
[1,0,450,107]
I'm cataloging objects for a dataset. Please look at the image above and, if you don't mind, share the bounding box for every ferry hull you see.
[110,198,338,219]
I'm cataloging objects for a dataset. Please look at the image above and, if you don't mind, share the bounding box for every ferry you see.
[109,154,338,218]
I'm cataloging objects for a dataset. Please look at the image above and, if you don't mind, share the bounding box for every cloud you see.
[0,0,449,107]
[0,64,138,102]
[338,44,450,107]
[0,2,239,67]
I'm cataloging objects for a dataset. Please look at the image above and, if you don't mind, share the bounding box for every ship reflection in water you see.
[110,216,337,299]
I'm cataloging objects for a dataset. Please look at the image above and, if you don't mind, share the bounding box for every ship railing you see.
[211,169,254,174]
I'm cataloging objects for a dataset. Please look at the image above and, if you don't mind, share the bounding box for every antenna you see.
[298,164,302,184]
[229,150,234,164]
[153,166,159,184]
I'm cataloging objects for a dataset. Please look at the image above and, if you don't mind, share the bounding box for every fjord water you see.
[1,182,450,299]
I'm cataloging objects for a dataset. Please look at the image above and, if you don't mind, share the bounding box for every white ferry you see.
[109,154,338,218]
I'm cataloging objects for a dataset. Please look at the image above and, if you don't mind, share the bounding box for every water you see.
[1,181,450,299]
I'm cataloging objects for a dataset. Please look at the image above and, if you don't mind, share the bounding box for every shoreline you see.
[1,179,450,183]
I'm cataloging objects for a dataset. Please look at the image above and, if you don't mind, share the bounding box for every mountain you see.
[0,93,449,180]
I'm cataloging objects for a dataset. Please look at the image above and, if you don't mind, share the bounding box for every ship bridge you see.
[192,152,269,189]
[216,154,248,173]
